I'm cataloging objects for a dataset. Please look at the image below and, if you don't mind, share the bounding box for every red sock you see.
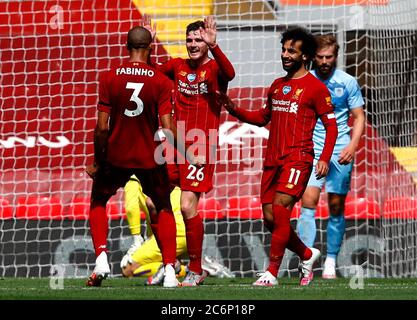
[184,214,204,274]
[288,228,312,261]
[157,210,177,265]
[267,205,292,277]
[89,204,108,257]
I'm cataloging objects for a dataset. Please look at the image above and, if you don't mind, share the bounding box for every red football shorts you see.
[167,143,216,193]
[167,163,180,188]
[91,163,172,211]
[179,162,215,193]
[260,160,313,204]
[168,162,215,193]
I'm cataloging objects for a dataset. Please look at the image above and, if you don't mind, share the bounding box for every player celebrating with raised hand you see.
[85,26,179,288]
[297,35,365,279]
[217,27,338,286]
[143,15,235,286]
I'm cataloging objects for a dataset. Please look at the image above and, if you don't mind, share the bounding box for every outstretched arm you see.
[216,91,270,127]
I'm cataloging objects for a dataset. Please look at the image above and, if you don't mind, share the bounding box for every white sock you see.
[325,256,336,266]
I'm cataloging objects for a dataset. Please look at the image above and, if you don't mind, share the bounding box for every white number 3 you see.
[186,165,205,182]
[124,82,144,117]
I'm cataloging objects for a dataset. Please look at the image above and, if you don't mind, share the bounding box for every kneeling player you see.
[121,176,187,284]
[121,175,236,283]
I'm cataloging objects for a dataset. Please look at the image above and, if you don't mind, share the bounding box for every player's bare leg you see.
[181,190,208,286]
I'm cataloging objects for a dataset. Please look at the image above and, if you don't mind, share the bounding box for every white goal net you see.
[0,0,416,279]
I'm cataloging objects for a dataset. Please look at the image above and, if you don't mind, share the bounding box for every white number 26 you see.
[186,165,205,182]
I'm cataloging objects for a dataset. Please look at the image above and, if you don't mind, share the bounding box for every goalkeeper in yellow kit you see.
[121,175,236,283]
[120,175,188,284]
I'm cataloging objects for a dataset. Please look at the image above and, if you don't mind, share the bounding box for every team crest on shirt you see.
[199,70,206,81]
[282,86,291,95]
[292,88,304,100]
[187,73,197,82]
[335,87,344,97]
[179,71,187,77]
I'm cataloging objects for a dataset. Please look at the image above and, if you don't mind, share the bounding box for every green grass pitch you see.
[1,277,417,300]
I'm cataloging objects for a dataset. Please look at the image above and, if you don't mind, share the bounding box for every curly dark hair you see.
[281,27,317,63]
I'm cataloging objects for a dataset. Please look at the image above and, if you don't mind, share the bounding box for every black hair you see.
[186,20,205,35]
[281,27,317,62]
[127,26,152,50]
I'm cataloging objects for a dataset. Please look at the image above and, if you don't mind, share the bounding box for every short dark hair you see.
[186,20,204,35]
[315,34,340,56]
[127,26,152,50]
[281,27,317,62]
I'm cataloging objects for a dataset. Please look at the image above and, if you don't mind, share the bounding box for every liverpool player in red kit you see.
[145,15,235,286]
[85,26,179,288]
[217,27,338,286]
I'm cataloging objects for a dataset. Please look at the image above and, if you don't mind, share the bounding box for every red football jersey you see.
[157,45,235,145]
[97,61,173,169]
[263,72,334,166]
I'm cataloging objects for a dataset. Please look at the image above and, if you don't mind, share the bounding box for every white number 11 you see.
[288,168,301,185]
